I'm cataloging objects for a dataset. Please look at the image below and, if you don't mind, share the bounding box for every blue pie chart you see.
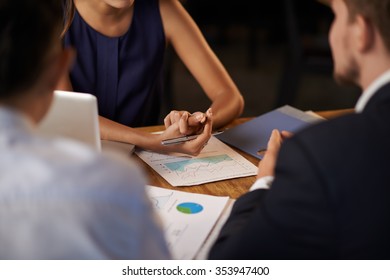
[176,202,203,214]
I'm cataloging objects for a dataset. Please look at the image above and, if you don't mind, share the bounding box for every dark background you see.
[161,0,360,119]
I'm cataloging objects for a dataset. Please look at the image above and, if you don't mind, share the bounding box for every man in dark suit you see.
[209,0,390,259]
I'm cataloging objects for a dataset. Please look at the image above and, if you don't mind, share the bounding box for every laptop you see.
[37,90,135,155]
[37,90,102,151]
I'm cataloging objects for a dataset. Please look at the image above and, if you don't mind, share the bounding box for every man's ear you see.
[43,47,75,91]
[355,14,375,53]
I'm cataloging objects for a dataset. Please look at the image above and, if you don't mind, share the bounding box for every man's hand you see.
[257,129,292,179]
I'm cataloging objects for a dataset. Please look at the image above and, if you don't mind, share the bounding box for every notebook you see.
[217,105,324,159]
[37,90,102,151]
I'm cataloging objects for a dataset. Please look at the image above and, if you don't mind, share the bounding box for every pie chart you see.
[176,202,203,214]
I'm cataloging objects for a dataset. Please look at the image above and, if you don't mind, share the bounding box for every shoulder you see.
[33,136,146,195]
[277,112,370,174]
[291,113,366,149]
[159,0,187,24]
[158,0,197,41]
[159,0,180,9]
[1,135,169,259]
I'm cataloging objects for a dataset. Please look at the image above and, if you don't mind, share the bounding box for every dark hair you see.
[62,0,75,38]
[342,0,390,51]
[0,0,63,99]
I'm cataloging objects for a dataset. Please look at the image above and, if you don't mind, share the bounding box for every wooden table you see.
[132,109,353,199]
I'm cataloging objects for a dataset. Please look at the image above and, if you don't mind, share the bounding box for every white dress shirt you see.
[0,107,170,259]
[252,69,390,192]
[355,69,390,113]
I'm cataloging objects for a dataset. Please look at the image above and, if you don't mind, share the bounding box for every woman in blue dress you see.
[59,0,243,154]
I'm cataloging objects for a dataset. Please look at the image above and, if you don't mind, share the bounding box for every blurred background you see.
[161,0,361,119]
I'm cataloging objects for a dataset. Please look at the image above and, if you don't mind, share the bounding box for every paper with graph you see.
[146,185,230,259]
[136,136,258,186]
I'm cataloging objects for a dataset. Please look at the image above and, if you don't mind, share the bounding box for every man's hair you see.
[326,0,390,52]
[0,0,62,99]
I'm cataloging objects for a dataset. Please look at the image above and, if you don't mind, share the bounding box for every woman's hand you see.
[159,108,213,156]
[164,110,209,136]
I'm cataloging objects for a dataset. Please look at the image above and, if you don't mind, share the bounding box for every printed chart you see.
[146,185,229,260]
[176,202,204,214]
[137,137,258,186]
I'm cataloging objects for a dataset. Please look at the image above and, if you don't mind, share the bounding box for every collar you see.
[355,69,390,113]
[0,106,35,132]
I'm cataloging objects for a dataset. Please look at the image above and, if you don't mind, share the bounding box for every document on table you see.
[146,185,230,260]
[136,136,258,186]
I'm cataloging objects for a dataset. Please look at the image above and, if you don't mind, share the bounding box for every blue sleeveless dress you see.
[64,0,165,127]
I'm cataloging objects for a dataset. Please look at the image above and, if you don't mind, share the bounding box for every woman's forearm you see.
[98,115,212,156]
[209,90,244,128]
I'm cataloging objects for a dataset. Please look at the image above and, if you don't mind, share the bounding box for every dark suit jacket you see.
[209,83,390,259]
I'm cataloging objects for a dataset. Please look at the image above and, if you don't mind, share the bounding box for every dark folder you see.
[217,105,323,159]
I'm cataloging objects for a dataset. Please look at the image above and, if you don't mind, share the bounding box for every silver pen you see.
[161,130,224,146]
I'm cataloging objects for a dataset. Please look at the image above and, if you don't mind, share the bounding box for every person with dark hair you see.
[0,0,171,259]
[209,0,390,259]
[59,0,243,155]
